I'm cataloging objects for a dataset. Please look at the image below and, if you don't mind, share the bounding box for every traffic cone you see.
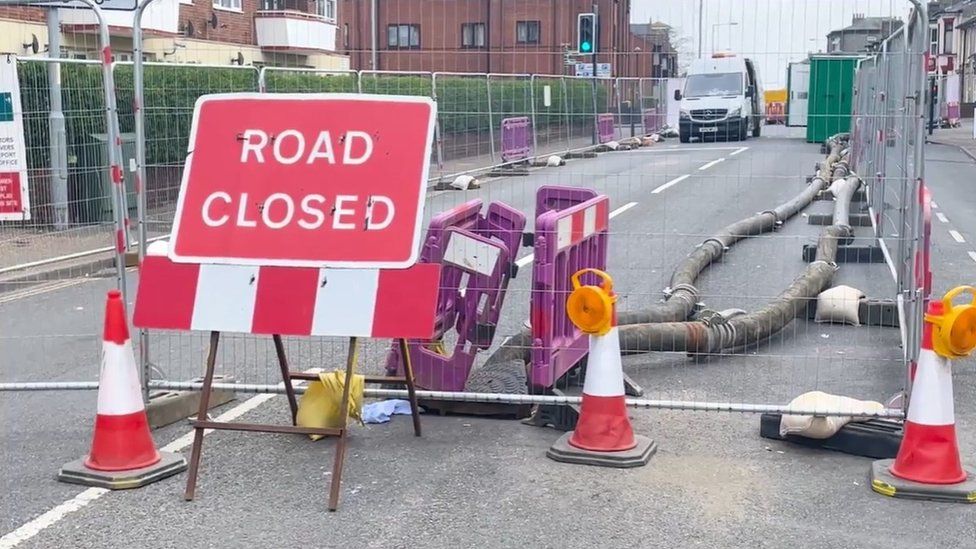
[870,296,976,502]
[59,290,187,489]
[547,269,656,468]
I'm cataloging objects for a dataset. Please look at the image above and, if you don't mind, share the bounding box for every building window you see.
[462,23,486,48]
[516,20,541,44]
[944,20,954,54]
[213,0,242,11]
[315,0,335,21]
[388,24,420,49]
[931,25,939,54]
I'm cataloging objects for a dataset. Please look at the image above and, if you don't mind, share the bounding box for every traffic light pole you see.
[591,4,599,145]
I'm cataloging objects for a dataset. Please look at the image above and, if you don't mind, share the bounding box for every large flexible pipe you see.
[485,135,851,366]
[616,173,860,354]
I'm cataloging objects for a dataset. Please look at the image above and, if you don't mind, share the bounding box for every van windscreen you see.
[684,72,743,97]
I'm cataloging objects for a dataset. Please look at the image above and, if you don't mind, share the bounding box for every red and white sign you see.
[169,93,437,269]
[134,242,440,339]
[0,58,30,221]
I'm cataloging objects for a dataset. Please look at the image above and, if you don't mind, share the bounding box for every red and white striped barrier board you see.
[555,197,609,251]
[134,243,439,339]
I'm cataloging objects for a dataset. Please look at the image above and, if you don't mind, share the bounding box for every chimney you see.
[853,13,865,21]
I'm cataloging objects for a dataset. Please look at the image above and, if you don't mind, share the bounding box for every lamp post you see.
[711,22,739,53]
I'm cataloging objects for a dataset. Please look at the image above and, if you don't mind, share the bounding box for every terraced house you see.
[0,0,349,68]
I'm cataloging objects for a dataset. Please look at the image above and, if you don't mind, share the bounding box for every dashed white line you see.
[729,146,749,156]
[651,174,690,194]
[698,158,726,171]
[936,212,949,223]
[0,374,318,548]
[931,201,940,209]
[514,201,639,268]
[950,230,966,243]
[968,251,976,263]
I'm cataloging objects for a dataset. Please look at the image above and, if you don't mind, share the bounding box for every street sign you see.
[37,0,139,10]
[169,93,437,269]
[575,63,611,78]
[0,57,29,221]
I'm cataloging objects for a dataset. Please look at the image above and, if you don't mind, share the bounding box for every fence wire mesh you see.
[0,0,930,423]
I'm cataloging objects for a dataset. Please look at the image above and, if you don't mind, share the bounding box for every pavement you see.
[927,120,976,162]
[4,127,976,548]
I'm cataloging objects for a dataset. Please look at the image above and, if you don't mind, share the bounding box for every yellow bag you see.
[295,370,365,440]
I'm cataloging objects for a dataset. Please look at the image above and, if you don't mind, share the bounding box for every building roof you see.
[828,16,902,35]
[630,21,671,37]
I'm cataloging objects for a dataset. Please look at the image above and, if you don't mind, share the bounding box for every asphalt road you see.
[3,132,976,548]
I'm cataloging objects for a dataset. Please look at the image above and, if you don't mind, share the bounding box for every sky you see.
[631,0,915,88]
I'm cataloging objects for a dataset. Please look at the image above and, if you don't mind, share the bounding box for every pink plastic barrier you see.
[596,113,615,143]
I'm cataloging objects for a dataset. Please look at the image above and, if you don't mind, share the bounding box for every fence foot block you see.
[869,459,976,502]
[487,166,531,177]
[58,451,187,490]
[759,413,902,459]
[564,151,598,159]
[147,375,237,429]
[802,244,887,263]
[546,433,656,468]
[858,298,900,327]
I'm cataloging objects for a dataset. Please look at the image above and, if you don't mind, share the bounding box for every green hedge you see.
[19,65,610,170]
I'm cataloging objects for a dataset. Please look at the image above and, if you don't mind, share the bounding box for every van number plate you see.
[699,127,718,133]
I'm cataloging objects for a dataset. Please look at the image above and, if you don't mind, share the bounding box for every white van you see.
[675,53,764,142]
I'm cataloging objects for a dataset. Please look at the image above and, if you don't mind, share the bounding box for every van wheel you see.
[738,121,748,141]
[752,118,762,138]
[679,130,690,143]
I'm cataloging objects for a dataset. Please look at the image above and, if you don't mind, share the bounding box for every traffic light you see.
[578,13,597,54]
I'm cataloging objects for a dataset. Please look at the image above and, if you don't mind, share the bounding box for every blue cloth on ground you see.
[362,399,413,424]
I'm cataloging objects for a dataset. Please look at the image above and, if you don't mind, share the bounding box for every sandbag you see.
[815,285,864,326]
[780,391,884,439]
[296,370,365,440]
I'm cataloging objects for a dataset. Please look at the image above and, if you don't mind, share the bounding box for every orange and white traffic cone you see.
[870,287,976,502]
[547,269,656,468]
[59,290,186,489]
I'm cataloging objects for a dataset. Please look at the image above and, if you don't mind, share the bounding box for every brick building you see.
[0,0,348,68]
[338,0,669,77]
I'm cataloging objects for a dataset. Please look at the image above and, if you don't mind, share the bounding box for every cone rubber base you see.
[58,451,187,490]
[546,432,656,468]
[870,459,976,503]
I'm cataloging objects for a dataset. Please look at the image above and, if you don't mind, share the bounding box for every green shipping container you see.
[806,56,860,143]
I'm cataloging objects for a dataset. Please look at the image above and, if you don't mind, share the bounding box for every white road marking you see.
[931,201,939,209]
[514,201,639,268]
[651,174,690,194]
[968,251,976,263]
[698,158,726,171]
[936,212,949,223]
[635,146,742,153]
[0,373,319,548]
[950,230,966,243]
[729,146,749,156]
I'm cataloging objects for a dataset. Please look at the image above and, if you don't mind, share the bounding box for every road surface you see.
[3,135,975,548]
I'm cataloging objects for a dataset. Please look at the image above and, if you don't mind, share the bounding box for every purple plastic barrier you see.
[501,116,533,162]
[642,108,665,134]
[385,200,526,391]
[534,185,598,221]
[596,113,615,143]
[529,187,610,390]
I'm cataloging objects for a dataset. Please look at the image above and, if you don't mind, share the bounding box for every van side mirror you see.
[745,86,755,98]
[673,89,682,101]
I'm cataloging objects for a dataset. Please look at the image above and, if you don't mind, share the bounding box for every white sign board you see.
[0,57,30,221]
[575,63,611,78]
[37,0,138,10]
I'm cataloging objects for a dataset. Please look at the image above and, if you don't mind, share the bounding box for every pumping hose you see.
[485,133,853,367]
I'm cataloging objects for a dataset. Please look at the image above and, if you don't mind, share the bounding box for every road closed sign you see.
[169,93,436,268]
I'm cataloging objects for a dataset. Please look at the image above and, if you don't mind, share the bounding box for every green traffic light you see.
[581,41,592,52]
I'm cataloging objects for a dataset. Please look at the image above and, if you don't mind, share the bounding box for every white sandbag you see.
[605,140,620,151]
[779,391,885,439]
[450,175,480,191]
[146,240,169,256]
[546,155,564,167]
[815,285,864,326]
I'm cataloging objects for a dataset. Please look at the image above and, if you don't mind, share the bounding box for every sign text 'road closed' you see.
[169,93,436,268]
